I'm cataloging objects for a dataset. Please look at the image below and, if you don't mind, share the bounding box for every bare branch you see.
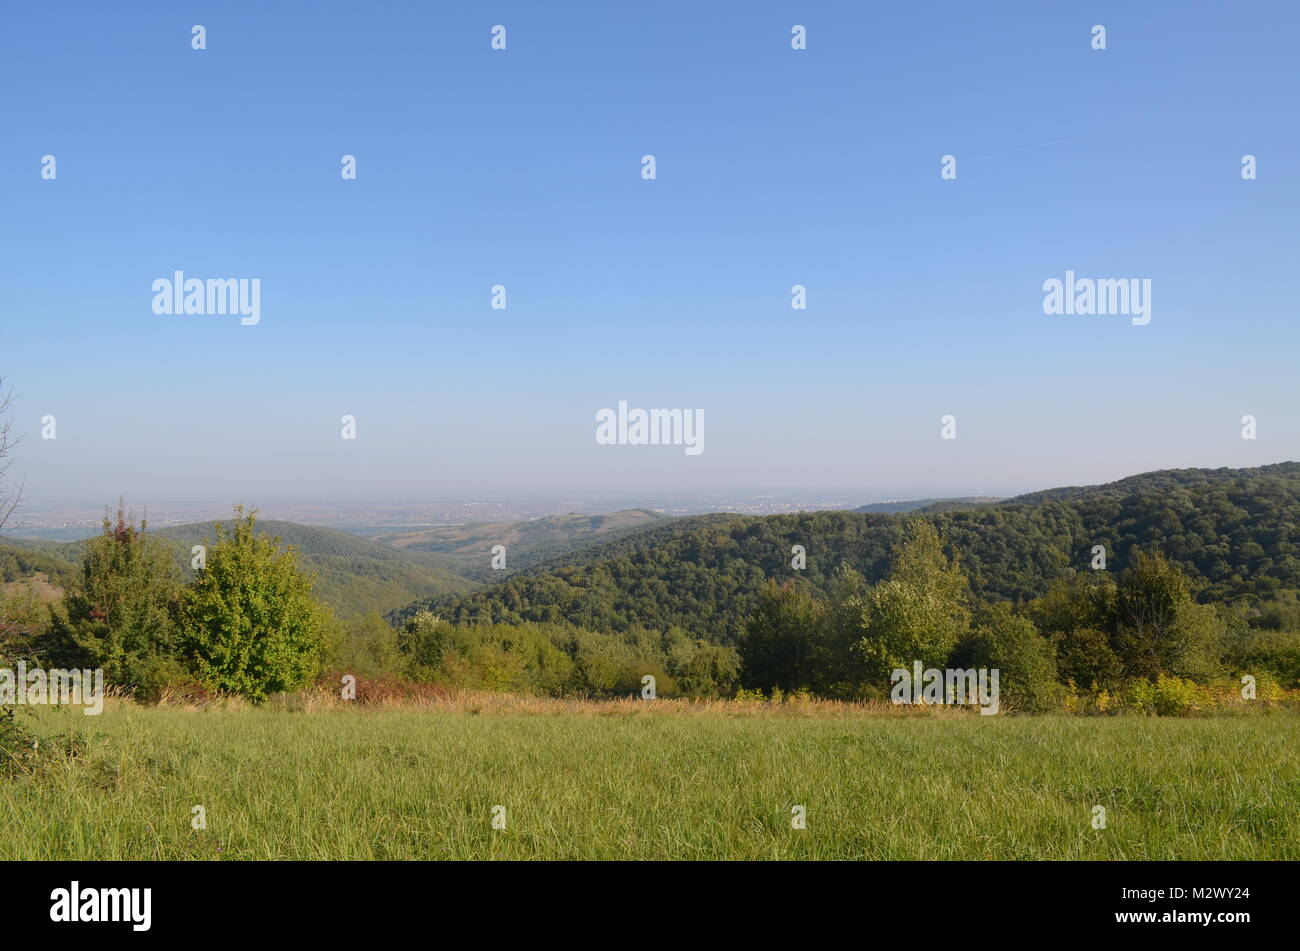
[0,376,23,536]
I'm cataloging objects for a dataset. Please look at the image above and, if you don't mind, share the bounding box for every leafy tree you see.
[42,503,181,696]
[325,611,402,680]
[852,520,970,686]
[811,566,876,697]
[1030,571,1121,688]
[958,604,1059,713]
[739,580,826,692]
[1112,552,1223,681]
[1053,625,1122,691]
[177,507,328,700]
[1229,629,1300,687]
[665,632,740,697]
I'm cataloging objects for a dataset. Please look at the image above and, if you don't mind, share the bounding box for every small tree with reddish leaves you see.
[42,501,182,695]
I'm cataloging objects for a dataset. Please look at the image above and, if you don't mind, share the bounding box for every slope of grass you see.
[3,704,1295,860]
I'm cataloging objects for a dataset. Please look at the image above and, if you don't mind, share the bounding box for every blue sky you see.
[2,1,1296,504]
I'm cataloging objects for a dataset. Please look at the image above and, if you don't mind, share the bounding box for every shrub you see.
[853,520,970,685]
[0,706,40,778]
[739,580,826,693]
[326,611,403,680]
[177,507,328,701]
[957,604,1059,713]
[1112,552,1223,681]
[1231,630,1300,688]
[1121,677,1157,715]
[1153,673,1198,716]
[40,503,181,694]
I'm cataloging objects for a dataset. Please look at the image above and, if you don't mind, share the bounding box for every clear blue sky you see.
[2,1,1296,504]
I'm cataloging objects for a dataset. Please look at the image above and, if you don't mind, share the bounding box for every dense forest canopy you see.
[4,464,1300,706]
[395,463,1300,644]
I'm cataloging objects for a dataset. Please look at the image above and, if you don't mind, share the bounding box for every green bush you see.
[852,520,970,685]
[1153,674,1198,716]
[1112,552,1224,681]
[958,604,1060,713]
[1231,630,1300,688]
[1121,677,1157,715]
[739,580,826,693]
[325,611,404,680]
[0,707,40,778]
[398,614,740,699]
[176,507,328,701]
[40,504,181,693]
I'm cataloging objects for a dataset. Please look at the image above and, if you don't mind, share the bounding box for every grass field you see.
[3,699,1297,860]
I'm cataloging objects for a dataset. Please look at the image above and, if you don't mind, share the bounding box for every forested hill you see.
[155,520,475,617]
[368,509,671,582]
[855,497,1002,514]
[2,520,476,619]
[393,463,1300,644]
[998,462,1300,506]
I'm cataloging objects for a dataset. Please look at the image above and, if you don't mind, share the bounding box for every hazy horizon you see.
[5,2,1297,501]
[7,455,1297,542]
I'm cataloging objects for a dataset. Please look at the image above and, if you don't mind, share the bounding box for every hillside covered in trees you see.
[1,520,476,619]
[369,509,671,582]
[5,465,1299,709]
[396,463,1300,644]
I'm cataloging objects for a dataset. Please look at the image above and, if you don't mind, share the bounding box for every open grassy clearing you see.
[3,700,1296,860]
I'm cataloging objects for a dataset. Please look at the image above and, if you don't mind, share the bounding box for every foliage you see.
[733,524,1247,710]
[1226,629,1300,687]
[40,505,181,697]
[0,707,41,779]
[1029,570,1120,688]
[958,603,1059,713]
[405,463,1300,641]
[176,507,329,700]
[850,520,970,683]
[398,612,739,698]
[739,580,827,693]
[1111,552,1224,681]
[324,611,403,681]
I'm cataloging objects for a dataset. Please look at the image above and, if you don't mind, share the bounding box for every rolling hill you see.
[393,462,1300,643]
[854,497,1004,514]
[1,520,477,619]
[368,509,672,582]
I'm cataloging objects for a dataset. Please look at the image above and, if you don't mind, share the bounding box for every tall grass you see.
[2,700,1296,859]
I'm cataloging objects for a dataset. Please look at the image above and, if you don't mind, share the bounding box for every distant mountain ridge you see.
[368,509,670,582]
[0,509,675,619]
[8,464,1300,630]
[855,497,1003,514]
[999,462,1300,505]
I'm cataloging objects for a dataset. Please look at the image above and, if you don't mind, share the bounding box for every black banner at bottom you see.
[4,860,1289,938]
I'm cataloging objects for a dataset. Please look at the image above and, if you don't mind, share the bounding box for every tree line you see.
[402,468,1300,643]
[5,493,1298,709]
[4,504,741,701]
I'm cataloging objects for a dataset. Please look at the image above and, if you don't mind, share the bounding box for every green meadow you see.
[3,702,1296,860]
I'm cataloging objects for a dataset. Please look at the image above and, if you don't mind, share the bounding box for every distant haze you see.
[3,3,1295,503]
